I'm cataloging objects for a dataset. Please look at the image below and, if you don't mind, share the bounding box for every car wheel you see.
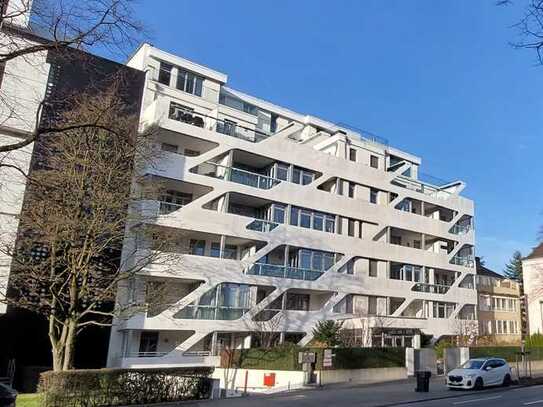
[502,374,512,387]
[474,377,484,390]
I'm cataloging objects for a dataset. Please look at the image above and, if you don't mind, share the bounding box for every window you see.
[391,236,402,245]
[348,182,355,198]
[349,148,357,162]
[270,114,279,133]
[325,215,336,233]
[275,163,289,181]
[368,297,378,315]
[348,219,355,237]
[313,212,324,231]
[176,68,204,96]
[217,119,237,136]
[210,242,221,258]
[370,155,379,169]
[223,245,238,260]
[139,332,159,354]
[161,143,178,153]
[292,167,314,185]
[158,62,172,85]
[370,188,378,204]
[286,293,310,311]
[300,210,311,228]
[369,260,378,277]
[413,240,421,249]
[189,239,205,256]
[290,207,299,226]
[273,204,286,224]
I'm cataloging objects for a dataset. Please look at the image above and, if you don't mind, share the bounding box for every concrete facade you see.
[106,44,478,368]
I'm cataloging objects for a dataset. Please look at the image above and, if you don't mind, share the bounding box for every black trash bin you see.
[415,371,431,392]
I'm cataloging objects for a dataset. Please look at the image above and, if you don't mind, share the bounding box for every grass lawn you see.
[16,393,41,407]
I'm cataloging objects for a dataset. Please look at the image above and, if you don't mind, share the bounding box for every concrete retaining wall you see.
[212,368,306,394]
[318,367,407,385]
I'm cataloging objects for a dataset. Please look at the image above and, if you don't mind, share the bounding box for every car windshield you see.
[461,360,485,370]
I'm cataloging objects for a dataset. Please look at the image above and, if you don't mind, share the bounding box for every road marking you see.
[452,395,503,405]
[524,400,543,405]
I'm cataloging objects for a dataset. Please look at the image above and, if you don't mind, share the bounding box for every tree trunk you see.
[62,319,77,370]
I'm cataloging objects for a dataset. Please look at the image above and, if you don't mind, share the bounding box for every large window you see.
[272,203,286,224]
[291,249,336,271]
[176,68,203,96]
[189,240,205,256]
[369,260,378,277]
[289,205,335,233]
[433,302,455,319]
[292,167,314,185]
[158,62,172,85]
[286,293,310,311]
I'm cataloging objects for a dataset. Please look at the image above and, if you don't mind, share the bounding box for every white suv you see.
[447,358,512,390]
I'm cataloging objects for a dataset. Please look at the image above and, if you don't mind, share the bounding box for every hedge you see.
[39,366,214,407]
[222,346,405,371]
[469,346,543,362]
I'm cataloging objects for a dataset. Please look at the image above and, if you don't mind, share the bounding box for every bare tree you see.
[0,0,145,156]
[500,1,543,64]
[250,312,285,349]
[453,319,478,347]
[0,81,172,371]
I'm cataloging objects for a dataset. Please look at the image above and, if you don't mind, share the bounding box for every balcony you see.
[450,224,471,235]
[193,161,282,190]
[450,255,475,268]
[246,263,323,281]
[246,219,279,232]
[176,305,248,320]
[157,201,184,215]
[411,283,450,294]
[168,101,270,143]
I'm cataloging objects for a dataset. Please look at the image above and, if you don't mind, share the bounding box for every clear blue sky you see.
[131,0,543,273]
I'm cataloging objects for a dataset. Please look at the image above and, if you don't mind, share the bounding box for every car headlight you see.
[465,374,477,379]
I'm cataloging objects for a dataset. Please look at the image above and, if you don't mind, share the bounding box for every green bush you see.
[469,346,543,362]
[526,334,543,348]
[39,366,214,407]
[223,346,405,371]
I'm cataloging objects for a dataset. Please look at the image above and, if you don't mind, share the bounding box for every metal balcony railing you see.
[200,162,281,190]
[168,103,271,143]
[412,283,450,294]
[246,263,324,281]
[246,219,279,232]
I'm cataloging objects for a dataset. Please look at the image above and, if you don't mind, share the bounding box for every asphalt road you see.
[182,382,543,407]
[398,385,543,406]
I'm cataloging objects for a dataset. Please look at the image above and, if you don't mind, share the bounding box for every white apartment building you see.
[522,243,543,335]
[104,44,478,368]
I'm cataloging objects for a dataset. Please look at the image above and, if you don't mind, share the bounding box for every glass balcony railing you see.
[246,263,323,281]
[169,102,271,143]
[175,305,248,320]
[412,283,450,294]
[200,162,281,190]
[450,255,475,268]
[450,224,471,235]
[246,219,279,232]
[158,201,184,215]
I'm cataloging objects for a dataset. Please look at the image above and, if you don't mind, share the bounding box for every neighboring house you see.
[522,243,543,335]
[106,44,478,368]
[0,4,145,378]
[476,257,521,344]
